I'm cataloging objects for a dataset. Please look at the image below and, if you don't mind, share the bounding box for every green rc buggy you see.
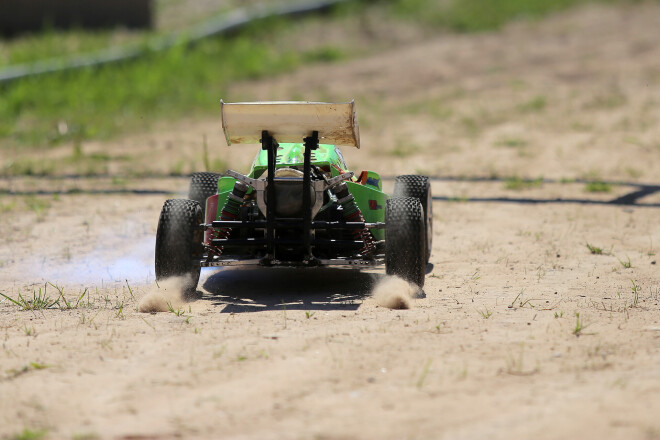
[155,101,432,293]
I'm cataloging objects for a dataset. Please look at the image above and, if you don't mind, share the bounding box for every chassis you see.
[155,101,432,293]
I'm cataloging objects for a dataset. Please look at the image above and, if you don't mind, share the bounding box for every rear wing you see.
[220,100,360,148]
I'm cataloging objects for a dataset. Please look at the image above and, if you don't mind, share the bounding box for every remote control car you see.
[155,101,432,293]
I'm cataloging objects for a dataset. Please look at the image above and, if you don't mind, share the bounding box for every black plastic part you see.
[302,131,319,258]
[261,130,278,257]
[211,220,386,230]
[212,238,364,248]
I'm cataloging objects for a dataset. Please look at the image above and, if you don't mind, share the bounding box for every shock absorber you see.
[213,181,249,254]
[332,182,376,256]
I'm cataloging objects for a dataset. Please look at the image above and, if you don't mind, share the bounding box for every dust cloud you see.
[371,276,420,309]
[138,276,190,312]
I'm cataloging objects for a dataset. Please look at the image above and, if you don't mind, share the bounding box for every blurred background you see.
[0,0,658,183]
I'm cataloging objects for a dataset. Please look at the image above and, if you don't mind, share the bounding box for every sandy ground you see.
[1,3,660,439]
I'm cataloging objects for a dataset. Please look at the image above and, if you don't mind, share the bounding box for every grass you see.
[586,242,605,255]
[5,361,50,382]
[49,282,89,309]
[0,287,59,311]
[391,0,607,31]
[508,289,540,310]
[388,142,420,157]
[584,89,628,110]
[630,280,640,308]
[517,95,547,113]
[477,307,492,319]
[504,343,539,376]
[496,137,528,149]
[166,302,187,317]
[504,176,543,190]
[23,196,51,221]
[416,359,432,388]
[0,284,114,312]
[11,428,48,440]
[618,255,632,269]
[0,0,639,152]
[2,143,132,176]
[0,29,145,69]
[573,312,588,336]
[115,302,125,320]
[1,28,309,148]
[585,181,612,193]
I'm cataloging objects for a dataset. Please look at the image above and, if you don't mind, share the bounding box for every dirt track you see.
[1,3,660,439]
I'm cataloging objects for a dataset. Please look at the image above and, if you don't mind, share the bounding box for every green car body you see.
[213,143,388,240]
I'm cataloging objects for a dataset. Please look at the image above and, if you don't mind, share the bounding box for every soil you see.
[1,3,659,439]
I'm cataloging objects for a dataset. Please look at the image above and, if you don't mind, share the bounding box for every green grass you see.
[0,0,643,151]
[23,196,51,221]
[49,283,89,309]
[630,279,640,308]
[477,307,492,319]
[416,359,432,388]
[573,312,588,336]
[0,27,307,147]
[585,181,612,193]
[617,255,632,269]
[0,287,60,311]
[0,29,145,68]
[388,142,420,157]
[504,176,543,190]
[517,95,547,113]
[586,242,604,254]
[0,284,92,310]
[389,0,620,32]
[496,137,528,148]
[11,428,47,440]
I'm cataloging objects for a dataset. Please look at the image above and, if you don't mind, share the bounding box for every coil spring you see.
[214,181,249,253]
[333,183,376,256]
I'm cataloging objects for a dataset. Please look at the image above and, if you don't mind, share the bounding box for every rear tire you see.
[385,197,426,288]
[188,172,221,217]
[393,175,433,263]
[155,199,203,294]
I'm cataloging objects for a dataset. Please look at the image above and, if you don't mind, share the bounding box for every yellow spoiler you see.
[220,100,360,148]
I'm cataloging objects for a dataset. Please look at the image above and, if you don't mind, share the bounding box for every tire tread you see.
[188,172,221,216]
[385,197,426,287]
[155,199,203,293]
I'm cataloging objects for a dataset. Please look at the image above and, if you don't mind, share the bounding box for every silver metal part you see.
[311,171,353,218]
[200,257,385,268]
[201,258,262,267]
[225,170,265,190]
[225,170,268,216]
[317,258,385,267]
[324,171,354,188]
